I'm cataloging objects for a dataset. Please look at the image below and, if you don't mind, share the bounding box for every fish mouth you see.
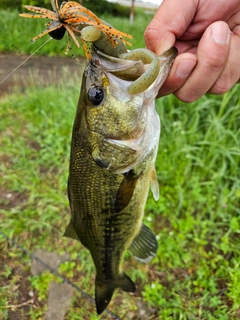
[92,46,177,96]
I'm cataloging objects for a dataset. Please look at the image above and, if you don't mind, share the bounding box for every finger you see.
[209,30,240,93]
[232,26,240,83]
[174,21,231,102]
[226,9,240,30]
[144,0,197,54]
[157,53,197,97]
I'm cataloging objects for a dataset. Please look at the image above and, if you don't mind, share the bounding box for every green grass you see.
[0,8,153,56]
[1,7,240,320]
[143,89,240,319]
[1,83,240,319]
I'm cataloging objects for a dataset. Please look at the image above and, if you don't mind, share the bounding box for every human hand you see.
[144,0,240,102]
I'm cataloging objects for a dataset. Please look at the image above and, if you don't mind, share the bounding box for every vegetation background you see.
[0,0,130,15]
[0,1,240,319]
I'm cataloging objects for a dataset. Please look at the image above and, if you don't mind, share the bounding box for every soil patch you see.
[0,54,85,96]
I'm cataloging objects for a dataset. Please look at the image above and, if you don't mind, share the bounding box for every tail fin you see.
[95,272,136,315]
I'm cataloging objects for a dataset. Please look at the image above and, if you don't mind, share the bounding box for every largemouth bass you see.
[64,47,177,314]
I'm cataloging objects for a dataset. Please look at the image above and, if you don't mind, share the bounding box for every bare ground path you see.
[0,53,86,320]
[0,53,84,97]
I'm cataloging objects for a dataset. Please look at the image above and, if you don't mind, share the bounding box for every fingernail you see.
[211,23,229,45]
[176,59,196,78]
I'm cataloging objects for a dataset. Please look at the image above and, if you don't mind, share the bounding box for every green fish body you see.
[65,47,177,314]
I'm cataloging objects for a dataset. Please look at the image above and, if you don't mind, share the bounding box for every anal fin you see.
[129,224,158,263]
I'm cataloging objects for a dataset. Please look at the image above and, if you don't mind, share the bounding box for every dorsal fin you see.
[129,224,158,263]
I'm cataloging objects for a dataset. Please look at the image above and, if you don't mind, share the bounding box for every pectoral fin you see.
[129,224,158,263]
[113,170,140,213]
[150,168,159,201]
[63,220,80,241]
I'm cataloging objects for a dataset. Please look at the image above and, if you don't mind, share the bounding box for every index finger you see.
[144,0,197,54]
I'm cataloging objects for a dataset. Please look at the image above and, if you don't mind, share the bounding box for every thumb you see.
[144,0,197,54]
[144,26,175,55]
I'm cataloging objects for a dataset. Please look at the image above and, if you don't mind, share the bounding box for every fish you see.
[64,46,177,314]
[19,1,177,314]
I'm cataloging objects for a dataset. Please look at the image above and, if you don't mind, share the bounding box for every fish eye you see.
[88,87,105,106]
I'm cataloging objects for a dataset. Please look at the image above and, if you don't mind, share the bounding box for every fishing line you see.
[0,232,121,320]
[0,37,52,85]
[66,34,84,66]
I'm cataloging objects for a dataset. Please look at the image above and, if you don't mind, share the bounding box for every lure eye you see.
[88,87,105,106]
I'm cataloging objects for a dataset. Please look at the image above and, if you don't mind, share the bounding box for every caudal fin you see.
[95,273,136,315]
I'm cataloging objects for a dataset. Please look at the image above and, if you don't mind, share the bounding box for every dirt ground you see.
[0,53,84,320]
[0,53,85,96]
